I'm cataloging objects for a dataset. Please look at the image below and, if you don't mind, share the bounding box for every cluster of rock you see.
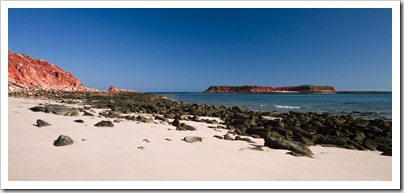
[23,90,392,157]
[204,85,336,93]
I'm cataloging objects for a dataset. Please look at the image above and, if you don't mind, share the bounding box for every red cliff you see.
[8,50,89,92]
[204,85,336,93]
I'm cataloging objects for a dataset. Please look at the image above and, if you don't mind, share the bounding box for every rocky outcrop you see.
[204,85,336,93]
[109,86,118,92]
[8,50,89,92]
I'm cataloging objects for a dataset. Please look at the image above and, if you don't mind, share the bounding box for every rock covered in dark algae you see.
[53,135,74,146]
[30,104,79,116]
[94,120,114,127]
[264,136,314,158]
[36,119,51,127]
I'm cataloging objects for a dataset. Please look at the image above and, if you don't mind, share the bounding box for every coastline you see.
[7,95,392,181]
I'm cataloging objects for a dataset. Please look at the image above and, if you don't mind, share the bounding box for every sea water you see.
[149,92,392,120]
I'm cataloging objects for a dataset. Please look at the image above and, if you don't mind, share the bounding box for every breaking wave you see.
[275,105,300,109]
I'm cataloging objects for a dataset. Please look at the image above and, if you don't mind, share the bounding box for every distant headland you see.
[203,85,391,94]
[203,85,336,94]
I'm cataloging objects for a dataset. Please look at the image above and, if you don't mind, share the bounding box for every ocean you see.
[149,92,392,120]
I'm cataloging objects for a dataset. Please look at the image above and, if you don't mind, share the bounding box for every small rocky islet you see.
[10,90,392,157]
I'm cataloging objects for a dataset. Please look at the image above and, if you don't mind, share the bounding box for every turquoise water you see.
[149,92,392,120]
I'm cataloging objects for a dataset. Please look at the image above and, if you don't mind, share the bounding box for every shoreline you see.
[7,94,392,181]
[153,92,392,121]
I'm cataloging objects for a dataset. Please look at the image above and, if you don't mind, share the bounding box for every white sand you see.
[7,97,392,181]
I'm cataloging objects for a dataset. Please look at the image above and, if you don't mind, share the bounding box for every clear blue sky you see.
[8,8,392,92]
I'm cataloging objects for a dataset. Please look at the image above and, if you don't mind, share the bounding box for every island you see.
[203,85,336,93]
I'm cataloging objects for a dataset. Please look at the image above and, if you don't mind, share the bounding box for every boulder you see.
[53,135,74,146]
[264,137,314,158]
[30,104,79,116]
[36,119,51,127]
[74,119,84,123]
[317,135,347,147]
[223,133,234,140]
[94,120,114,127]
[183,136,203,143]
[172,118,181,127]
[363,139,378,151]
[213,135,223,139]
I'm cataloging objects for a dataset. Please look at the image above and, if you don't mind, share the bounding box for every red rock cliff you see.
[8,50,88,92]
[204,85,336,93]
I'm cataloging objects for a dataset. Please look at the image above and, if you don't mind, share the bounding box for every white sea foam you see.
[275,105,300,109]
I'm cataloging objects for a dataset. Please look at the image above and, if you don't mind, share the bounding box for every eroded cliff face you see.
[8,50,88,92]
[204,85,336,93]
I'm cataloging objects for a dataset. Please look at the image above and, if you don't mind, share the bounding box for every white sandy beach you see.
[7,97,392,181]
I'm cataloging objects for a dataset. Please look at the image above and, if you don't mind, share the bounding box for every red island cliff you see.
[8,50,89,92]
[204,85,336,93]
[8,50,136,93]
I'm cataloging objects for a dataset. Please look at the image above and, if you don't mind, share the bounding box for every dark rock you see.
[348,140,367,150]
[136,116,153,123]
[293,133,314,146]
[286,125,312,138]
[213,135,223,139]
[235,136,256,143]
[53,135,74,146]
[181,123,197,131]
[172,118,181,127]
[317,135,347,147]
[354,119,369,128]
[83,111,94,116]
[30,106,46,112]
[74,119,84,123]
[246,128,270,138]
[354,131,366,142]
[363,139,378,151]
[94,120,114,127]
[264,137,314,158]
[272,127,293,140]
[144,118,154,123]
[217,125,226,129]
[380,147,392,156]
[235,127,248,136]
[36,119,51,127]
[183,136,203,143]
[223,133,234,140]
[250,134,261,138]
[190,114,200,121]
[269,131,285,140]
[164,113,176,119]
[155,115,167,122]
[99,110,121,118]
[45,104,79,116]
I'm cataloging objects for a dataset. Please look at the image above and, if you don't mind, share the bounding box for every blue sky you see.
[8,8,392,92]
